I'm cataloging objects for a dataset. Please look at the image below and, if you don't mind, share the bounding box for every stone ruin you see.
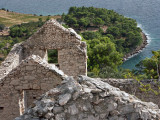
[0,20,87,120]
[15,76,160,120]
[0,19,160,120]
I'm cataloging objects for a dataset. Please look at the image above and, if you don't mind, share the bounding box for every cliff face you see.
[15,76,160,120]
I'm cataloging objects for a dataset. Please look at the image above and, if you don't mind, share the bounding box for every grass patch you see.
[0,10,60,27]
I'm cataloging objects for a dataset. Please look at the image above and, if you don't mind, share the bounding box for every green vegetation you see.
[134,50,160,80]
[0,18,46,63]
[86,37,123,76]
[0,9,59,27]
[124,72,160,95]
[1,7,157,80]
[0,24,5,31]
[61,6,143,77]
[9,18,44,38]
[62,7,143,53]
[48,50,58,63]
[0,8,61,64]
[0,8,59,64]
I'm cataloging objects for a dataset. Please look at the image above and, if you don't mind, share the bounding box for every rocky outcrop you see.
[15,76,160,120]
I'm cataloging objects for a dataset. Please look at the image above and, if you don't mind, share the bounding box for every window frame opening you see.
[47,49,58,64]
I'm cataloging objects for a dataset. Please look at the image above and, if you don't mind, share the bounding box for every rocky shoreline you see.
[123,32,148,61]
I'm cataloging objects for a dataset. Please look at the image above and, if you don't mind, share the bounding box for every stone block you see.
[22,84,30,89]
[26,66,34,71]
[10,80,20,86]
[33,84,40,89]
[24,76,35,80]
[41,83,48,90]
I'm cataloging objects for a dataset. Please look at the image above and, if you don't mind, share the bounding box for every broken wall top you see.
[15,76,160,120]
[0,55,66,84]
[23,19,86,53]
[0,43,23,81]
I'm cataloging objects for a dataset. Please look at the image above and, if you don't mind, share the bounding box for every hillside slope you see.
[0,10,60,27]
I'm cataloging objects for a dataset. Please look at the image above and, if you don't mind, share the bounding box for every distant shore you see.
[123,32,148,61]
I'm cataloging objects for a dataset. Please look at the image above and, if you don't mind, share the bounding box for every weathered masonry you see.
[22,20,87,77]
[0,20,87,120]
[15,76,160,120]
[0,55,65,120]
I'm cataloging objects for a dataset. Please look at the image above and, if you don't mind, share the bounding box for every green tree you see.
[38,18,43,27]
[82,31,101,40]
[0,24,5,31]
[136,50,160,80]
[93,18,104,26]
[68,7,77,14]
[10,26,23,37]
[107,27,120,38]
[86,37,123,74]
[152,51,160,80]
[78,18,89,28]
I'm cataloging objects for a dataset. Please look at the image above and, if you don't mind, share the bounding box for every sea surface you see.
[0,0,160,69]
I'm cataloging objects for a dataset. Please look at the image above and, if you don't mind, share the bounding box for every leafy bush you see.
[135,50,160,79]
[86,37,123,74]
[0,19,45,63]
[0,24,5,31]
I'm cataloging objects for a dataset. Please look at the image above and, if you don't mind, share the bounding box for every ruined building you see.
[15,76,160,120]
[1,20,160,120]
[0,20,87,120]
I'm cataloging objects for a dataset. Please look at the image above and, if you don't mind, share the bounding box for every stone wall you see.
[0,19,87,79]
[102,78,160,107]
[2,19,160,120]
[0,19,87,120]
[0,55,65,120]
[58,48,86,76]
[0,43,23,80]
[15,76,160,120]
[22,20,87,77]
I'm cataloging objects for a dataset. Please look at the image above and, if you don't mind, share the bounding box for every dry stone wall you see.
[102,78,160,108]
[15,76,160,120]
[0,55,65,120]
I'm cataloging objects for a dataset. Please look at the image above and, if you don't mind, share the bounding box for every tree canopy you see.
[62,6,143,77]
[62,7,143,54]
[0,24,5,31]
[135,50,160,79]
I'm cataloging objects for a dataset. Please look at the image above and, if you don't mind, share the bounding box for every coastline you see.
[0,9,149,63]
[123,32,148,61]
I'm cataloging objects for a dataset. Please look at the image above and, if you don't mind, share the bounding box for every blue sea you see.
[0,0,160,69]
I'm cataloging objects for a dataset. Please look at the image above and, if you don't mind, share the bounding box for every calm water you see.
[0,0,160,69]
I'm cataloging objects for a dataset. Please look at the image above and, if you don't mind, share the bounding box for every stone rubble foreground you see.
[15,76,160,120]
